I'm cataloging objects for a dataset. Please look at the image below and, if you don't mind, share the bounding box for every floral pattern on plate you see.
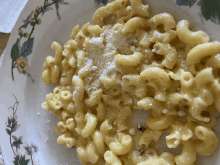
[5,95,38,165]
[176,0,220,24]
[10,0,69,82]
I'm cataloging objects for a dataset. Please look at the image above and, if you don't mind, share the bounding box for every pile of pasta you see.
[41,0,220,164]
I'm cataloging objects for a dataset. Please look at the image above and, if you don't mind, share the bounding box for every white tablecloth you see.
[0,0,28,33]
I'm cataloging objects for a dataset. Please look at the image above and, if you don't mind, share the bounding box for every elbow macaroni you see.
[104,151,122,165]
[195,126,219,156]
[175,141,197,165]
[130,0,150,18]
[114,52,144,67]
[82,112,98,138]
[85,89,102,107]
[137,97,163,117]
[153,42,177,69]
[166,122,193,148]
[186,42,220,65]
[148,13,176,31]
[122,17,148,34]
[177,20,210,45]
[140,67,171,100]
[109,133,132,155]
[42,0,220,164]
[140,67,171,89]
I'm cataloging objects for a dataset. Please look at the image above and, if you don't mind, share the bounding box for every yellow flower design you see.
[16,57,29,73]
[37,18,42,25]
[24,33,29,38]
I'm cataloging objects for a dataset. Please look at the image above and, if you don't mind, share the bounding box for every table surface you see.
[0,33,10,56]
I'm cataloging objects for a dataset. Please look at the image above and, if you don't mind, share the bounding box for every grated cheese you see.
[84,25,138,94]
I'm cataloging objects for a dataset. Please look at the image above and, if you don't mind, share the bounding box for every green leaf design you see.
[95,0,108,5]
[8,117,12,125]
[19,155,30,165]
[13,158,19,165]
[23,11,33,29]
[201,0,220,24]
[55,2,61,20]
[11,39,20,63]
[13,160,19,165]
[58,0,69,5]
[52,0,69,19]
[12,135,17,141]
[11,125,20,133]
[13,155,20,165]
[6,128,11,135]
[24,145,32,155]
[176,0,197,7]
[12,140,23,150]
[42,6,53,16]
[101,0,108,5]
[12,136,23,150]
[20,38,34,57]
[31,144,38,152]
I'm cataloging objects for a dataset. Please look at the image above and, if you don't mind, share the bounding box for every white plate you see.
[1,0,220,164]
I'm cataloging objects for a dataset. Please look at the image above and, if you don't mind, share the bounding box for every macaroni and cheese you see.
[42,0,220,164]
